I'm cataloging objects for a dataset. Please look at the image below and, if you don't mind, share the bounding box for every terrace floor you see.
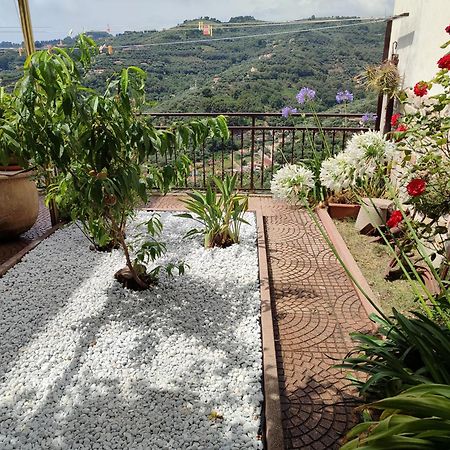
[0,194,373,449]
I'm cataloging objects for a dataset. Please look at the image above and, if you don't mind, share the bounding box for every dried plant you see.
[355,60,401,98]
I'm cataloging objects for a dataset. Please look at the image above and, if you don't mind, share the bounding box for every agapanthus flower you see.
[438,54,450,70]
[271,164,314,203]
[320,152,353,192]
[413,81,429,97]
[296,87,316,104]
[336,90,354,103]
[344,131,396,180]
[281,106,298,118]
[361,112,377,124]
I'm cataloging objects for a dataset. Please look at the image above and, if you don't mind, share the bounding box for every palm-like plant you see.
[337,310,450,401]
[341,384,450,449]
[178,174,249,248]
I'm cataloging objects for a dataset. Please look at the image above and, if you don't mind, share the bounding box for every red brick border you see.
[316,207,380,318]
[256,209,285,450]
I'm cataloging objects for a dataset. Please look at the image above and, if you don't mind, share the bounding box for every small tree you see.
[1,35,229,290]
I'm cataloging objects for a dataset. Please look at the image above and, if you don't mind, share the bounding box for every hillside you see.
[0,16,386,114]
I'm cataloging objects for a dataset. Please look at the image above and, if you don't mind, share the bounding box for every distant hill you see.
[0,16,385,114]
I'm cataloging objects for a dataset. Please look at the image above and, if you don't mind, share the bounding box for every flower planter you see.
[0,170,39,239]
[355,198,393,233]
[327,202,360,220]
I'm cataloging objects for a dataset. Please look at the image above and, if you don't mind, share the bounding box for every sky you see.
[1,0,395,43]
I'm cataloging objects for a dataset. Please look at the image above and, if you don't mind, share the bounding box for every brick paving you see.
[0,196,51,267]
[147,194,373,450]
[2,193,373,449]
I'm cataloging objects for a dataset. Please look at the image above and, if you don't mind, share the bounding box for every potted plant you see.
[0,88,39,239]
[3,34,229,290]
[319,130,397,225]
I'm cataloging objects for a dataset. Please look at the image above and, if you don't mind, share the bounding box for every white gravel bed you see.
[0,212,263,450]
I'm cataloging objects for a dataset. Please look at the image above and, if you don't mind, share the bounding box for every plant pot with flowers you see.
[319,130,397,230]
[0,88,39,239]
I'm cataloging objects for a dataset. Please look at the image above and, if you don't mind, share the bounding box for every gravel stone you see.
[0,212,263,449]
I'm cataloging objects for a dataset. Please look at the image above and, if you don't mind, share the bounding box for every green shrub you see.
[342,384,450,449]
[338,310,450,401]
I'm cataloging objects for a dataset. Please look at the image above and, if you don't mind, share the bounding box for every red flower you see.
[391,113,401,127]
[438,54,450,70]
[386,210,403,228]
[413,81,428,97]
[446,24,450,34]
[407,178,426,197]
[396,123,408,132]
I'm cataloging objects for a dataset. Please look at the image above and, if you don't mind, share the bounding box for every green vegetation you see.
[342,384,450,450]
[0,16,385,114]
[178,174,249,248]
[0,34,228,290]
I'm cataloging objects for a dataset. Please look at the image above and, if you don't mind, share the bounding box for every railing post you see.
[250,116,256,191]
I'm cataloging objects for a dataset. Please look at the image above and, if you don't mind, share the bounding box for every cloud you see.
[0,0,394,43]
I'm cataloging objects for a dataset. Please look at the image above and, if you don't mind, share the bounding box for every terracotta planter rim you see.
[0,169,35,179]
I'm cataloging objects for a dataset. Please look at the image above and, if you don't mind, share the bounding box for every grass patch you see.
[334,218,421,315]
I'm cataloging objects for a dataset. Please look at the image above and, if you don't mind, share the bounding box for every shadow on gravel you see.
[0,227,103,381]
[0,272,261,449]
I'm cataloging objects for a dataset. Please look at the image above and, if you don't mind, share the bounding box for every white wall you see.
[390,0,450,89]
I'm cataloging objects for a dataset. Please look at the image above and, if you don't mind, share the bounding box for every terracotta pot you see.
[0,156,22,172]
[0,170,39,239]
[327,203,360,220]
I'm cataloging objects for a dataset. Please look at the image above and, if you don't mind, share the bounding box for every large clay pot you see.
[0,170,39,239]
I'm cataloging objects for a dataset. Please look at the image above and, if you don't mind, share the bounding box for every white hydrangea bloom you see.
[271,164,314,203]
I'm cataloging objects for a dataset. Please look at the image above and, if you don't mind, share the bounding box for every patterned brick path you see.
[148,194,373,450]
[0,196,51,266]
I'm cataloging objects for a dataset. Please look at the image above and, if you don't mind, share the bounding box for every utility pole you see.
[17,0,35,55]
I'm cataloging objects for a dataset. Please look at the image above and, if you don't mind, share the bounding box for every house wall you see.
[390,0,450,89]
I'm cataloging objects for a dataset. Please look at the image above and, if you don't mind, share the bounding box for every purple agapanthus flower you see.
[281,106,298,118]
[296,87,316,104]
[336,90,354,103]
[361,112,377,123]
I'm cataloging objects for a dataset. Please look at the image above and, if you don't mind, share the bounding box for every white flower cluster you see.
[271,163,314,203]
[320,131,396,193]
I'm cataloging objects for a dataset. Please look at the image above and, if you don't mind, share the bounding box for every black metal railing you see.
[143,112,369,191]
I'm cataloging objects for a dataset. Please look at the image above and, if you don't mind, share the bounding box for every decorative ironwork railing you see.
[143,112,369,191]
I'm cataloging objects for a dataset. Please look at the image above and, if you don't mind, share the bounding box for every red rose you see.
[391,113,401,127]
[407,178,426,197]
[386,210,403,228]
[396,124,408,132]
[413,81,428,97]
[438,54,450,70]
[446,24,450,34]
